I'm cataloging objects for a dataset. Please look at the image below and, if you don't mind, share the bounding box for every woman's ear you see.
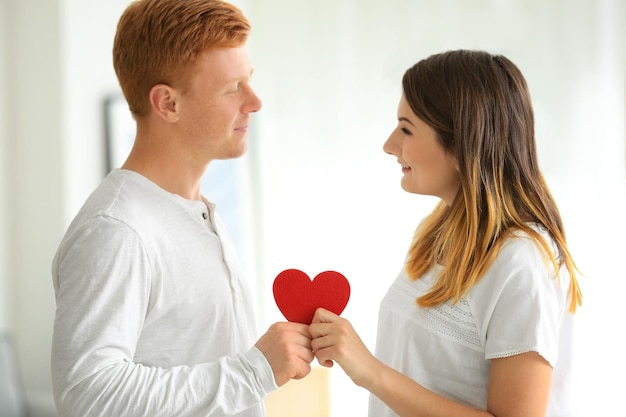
[148,84,180,123]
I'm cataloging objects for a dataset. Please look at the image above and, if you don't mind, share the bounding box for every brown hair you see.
[113,0,250,117]
[403,50,582,312]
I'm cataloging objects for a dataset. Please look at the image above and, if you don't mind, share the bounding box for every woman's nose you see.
[382,131,397,155]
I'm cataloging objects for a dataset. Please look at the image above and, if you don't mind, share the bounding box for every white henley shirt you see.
[51,169,277,417]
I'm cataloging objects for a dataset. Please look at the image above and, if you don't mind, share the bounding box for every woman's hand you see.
[309,307,380,387]
[310,308,551,417]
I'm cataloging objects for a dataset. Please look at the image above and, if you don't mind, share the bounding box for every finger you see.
[269,322,312,348]
[292,362,312,380]
[309,322,331,339]
[289,326,312,345]
[296,344,315,363]
[317,358,334,368]
[285,321,313,338]
[311,307,338,324]
[290,347,315,378]
[310,333,333,352]
[313,345,335,368]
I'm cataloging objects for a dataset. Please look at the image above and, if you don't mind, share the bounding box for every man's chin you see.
[219,141,248,160]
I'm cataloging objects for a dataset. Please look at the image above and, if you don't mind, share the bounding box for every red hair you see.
[113,0,250,117]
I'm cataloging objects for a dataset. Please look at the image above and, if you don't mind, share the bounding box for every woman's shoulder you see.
[469,223,566,306]
[496,223,557,267]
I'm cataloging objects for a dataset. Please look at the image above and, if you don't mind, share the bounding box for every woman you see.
[309,50,582,417]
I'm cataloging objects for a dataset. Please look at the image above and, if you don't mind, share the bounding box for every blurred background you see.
[0,0,624,416]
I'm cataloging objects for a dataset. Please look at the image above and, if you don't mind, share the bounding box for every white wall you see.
[246,1,626,416]
[0,0,10,331]
[60,0,144,224]
[0,0,64,396]
[0,0,624,416]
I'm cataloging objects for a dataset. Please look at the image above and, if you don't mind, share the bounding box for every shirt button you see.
[202,213,208,219]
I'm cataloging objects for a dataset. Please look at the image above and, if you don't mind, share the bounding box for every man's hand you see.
[255,322,314,386]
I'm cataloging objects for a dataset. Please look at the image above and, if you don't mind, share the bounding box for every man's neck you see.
[122,147,208,201]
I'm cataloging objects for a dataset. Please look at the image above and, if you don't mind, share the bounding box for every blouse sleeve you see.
[470,235,569,367]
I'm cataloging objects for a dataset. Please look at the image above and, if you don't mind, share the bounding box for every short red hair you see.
[113,0,250,117]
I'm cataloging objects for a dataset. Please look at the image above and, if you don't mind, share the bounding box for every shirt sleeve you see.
[471,236,568,368]
[51,215,277,417]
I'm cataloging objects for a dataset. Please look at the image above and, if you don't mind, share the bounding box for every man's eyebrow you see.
[398,116,414,126]
[228,68,254,84]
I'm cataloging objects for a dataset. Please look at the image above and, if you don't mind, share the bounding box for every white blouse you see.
[369,226,575,416]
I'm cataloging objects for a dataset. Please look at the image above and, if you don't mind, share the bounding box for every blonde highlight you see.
[403,50,582,313]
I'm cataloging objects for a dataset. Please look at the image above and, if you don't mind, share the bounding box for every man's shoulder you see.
[64,170,162,234]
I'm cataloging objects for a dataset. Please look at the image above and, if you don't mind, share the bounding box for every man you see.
[51,1,313,416]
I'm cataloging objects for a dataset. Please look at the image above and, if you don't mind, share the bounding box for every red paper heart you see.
[273,269,350,324]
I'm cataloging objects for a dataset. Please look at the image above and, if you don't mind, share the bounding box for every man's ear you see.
[148,84,180,122]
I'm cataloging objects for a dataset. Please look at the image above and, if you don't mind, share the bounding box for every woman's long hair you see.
[404,50,582,313]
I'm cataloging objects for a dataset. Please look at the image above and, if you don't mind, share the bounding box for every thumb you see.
[311,307,338,324]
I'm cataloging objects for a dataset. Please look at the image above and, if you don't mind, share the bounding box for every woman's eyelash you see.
[400,127,412,135]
